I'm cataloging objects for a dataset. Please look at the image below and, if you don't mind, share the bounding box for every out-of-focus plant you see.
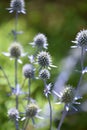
[0,0,87,130]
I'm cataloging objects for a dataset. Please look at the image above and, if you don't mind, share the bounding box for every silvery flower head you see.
[26,103,38,118]
[22,103,43,121]
[8,108,20,121]
[23,64,35,79]
[39,69,50,80]
[53,85,81,111]
[3,42,26,63]
[72,30,87,50]
[8,0,26,14]
[37,51,56,69]
[9,42,23,58]
[30,33,48,50]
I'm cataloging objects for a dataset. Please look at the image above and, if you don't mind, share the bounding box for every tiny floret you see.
[30,33,48,49]
[9,42,23,58]
[8,108,20,121]
[37,51,52,68]
[72,30,87,49]
[39,69,50,80]
[8,0,26,14]
[23,64,35,78]
[26,103,38,118]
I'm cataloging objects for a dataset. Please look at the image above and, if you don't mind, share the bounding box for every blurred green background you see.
[0,0,87,130]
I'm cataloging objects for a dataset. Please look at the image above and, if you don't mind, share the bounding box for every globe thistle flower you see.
[23,64,35,79]
[37,51,56,69]
[8,0,26,14]
[72,30,87,50]
[53,85,81,111]
[9,43,23,58]
[26,103,38,118]
[3,42,26,63]
[30,33,48,49]
[39,69,50,80]
[22,103,43,121]
[8,108,20,121]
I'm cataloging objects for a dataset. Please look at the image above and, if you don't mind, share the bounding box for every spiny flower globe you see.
[8,0,26,14]
[30,33,48,49]
[39,69,50,80]
[37,51,52,68]
[3,42,26,63]
[72,30,87,49]
[22,103,43,121]
[9,42,23,58]
[53,85,81,111]
[26,103,38,118]
[61,86,74,104]
[23,64,35,79]
[8,108,20,121]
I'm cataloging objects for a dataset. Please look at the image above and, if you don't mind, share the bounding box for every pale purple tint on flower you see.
[8,0,26,14]
[30,33,48,49]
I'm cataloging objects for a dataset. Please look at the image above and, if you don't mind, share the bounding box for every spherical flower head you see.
[37,51,52,68]
[9,42,23,58]
[8,108,19,121]
[26,103,38,118]
[73,30,87,48]
[23,64,35,78]
[39,69,50,80]
[61,86,74,104]
[9,0,25,14]
[33,33,48,49]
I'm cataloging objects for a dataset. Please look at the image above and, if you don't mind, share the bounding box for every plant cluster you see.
[0,0,87,130]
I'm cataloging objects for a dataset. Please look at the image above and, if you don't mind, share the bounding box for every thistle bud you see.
[9,0,25,14]
[23,64,35,78]
[8,108,19,121]
[39,69,50,80]
[61,86,74,104]
[73,30,87,48]
[34,33,48,49]
[37,51,52,68]
[26,103,38,118]
[9,42,23,58]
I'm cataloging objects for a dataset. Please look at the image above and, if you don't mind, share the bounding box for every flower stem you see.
[48,94,52,130]
[14,11,18,41]
[43,80,52,130]
[14,58,19,130]
[28,78,31,104]
[23,117,30,130]
[76,47,84,94]
[57,104,67,130]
